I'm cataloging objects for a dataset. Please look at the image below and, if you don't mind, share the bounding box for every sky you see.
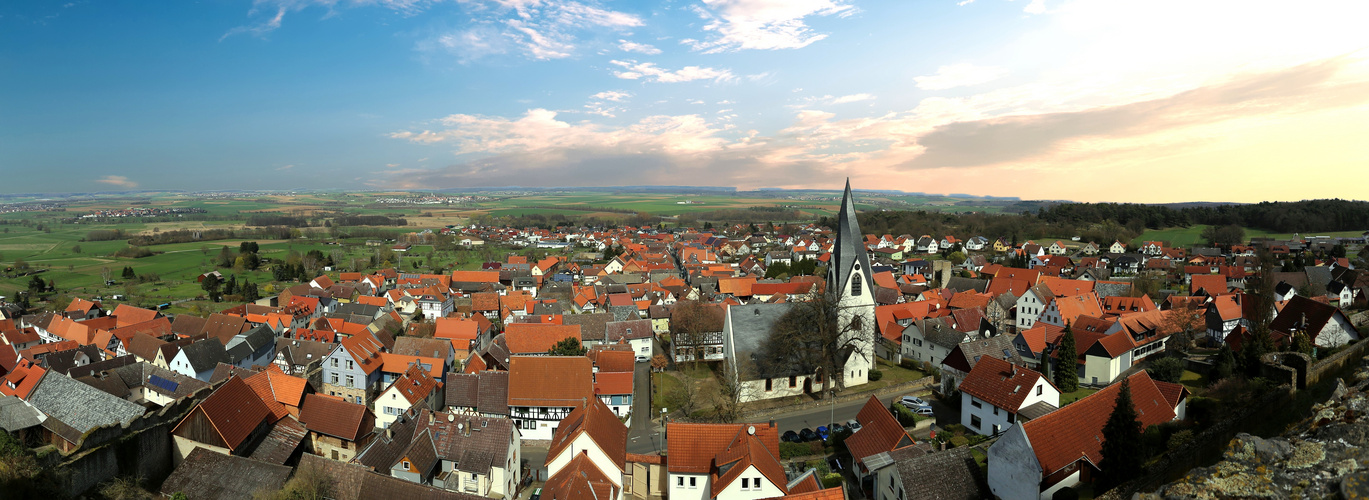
[2,0,1368,202]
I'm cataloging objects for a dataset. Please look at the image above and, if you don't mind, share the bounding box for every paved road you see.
[627,339,666,454]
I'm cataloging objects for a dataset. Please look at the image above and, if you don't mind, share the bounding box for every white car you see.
[899,395,928,409]
[635,355,650,363]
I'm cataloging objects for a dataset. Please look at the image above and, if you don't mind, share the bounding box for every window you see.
[677,477,684,487]
[330,373,339,385]
[742,479,750,490]
[346,374,355,388]
[689,477,697,488]
[331,358,338,368]
[346,359,354,370]
[765,379,772,391]
[971,398,982,409]
[789,376,797,388]
[1037,385,1043,396]
[403,460,410,470]
[971,415,982,428]
[755,477,761,490]
[851,274,862,296]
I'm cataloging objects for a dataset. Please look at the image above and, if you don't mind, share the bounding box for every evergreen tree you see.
[1292,330,1315,357]
[223,275,238,296]
[241,281,260,303]
[1054,323,1079,393]
[122,266,136,279]
[201,274,222,302]
[547,336,587,356]
[1212,342,1236,381]
[1098,378,1145,491]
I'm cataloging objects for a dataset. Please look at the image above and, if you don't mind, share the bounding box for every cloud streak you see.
[686,0,855,53]
[610,60,735,83]
[914,64,1009,90]
[95,175,139,189]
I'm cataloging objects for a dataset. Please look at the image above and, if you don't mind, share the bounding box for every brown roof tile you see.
[299,393,376,441]
[507,356,592,408]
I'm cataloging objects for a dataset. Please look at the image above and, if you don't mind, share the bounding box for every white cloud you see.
[95,175,139,189]
[389,108,729,154]
[276,164,295,171]
[590,90,632,102]
[830,93,875,104]
[386,163,401,168]
[686,0,855,53]
[618,39,662,55]
[914,64,1010,90]
[609,60,735,83]
[1023,0,1046,14]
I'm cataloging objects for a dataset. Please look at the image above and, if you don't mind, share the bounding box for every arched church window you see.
[851,273,862,296]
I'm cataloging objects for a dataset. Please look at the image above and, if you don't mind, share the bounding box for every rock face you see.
[1139,375,1369,499]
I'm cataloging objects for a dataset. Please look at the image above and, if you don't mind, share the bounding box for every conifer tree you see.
[1054,322,1079,393]
[1099,378,1145,491]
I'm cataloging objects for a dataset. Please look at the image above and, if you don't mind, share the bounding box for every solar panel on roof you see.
[148,374,179,393]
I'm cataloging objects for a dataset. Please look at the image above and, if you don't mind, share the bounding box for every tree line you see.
[1038,199,1369,233]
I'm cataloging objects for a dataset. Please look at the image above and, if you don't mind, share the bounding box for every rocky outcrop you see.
[1138,367,1369,499]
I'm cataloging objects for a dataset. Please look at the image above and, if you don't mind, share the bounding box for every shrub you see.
[948,436,970,448]
[868,369,884,381]
[1168,429,1195,451]
[820,473,843,488]
[113,246,155,259]
[900,359,919,370]
[779,442,810,459]
[889,403,923,427]
[1147,357,1186,383]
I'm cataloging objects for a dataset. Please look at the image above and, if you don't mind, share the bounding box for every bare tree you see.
[758,292,870,392]
[670,300,724,364]
[1164,301,1205,353]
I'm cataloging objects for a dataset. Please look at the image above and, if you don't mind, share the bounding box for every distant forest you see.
[827,199,1369,246]
[1038,199,1369,234]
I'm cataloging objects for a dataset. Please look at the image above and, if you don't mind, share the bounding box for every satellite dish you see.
[747,426,755,435]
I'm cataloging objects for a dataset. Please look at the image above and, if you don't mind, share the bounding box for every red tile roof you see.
[112,304,160,328]
[339,332,384,375]
[179,376,271,451]
[845,396,914,465]
[593,372,633,396]
[507,356,593,407]
[388,362,442,405]
[958,357,1054,413]
[1021,371,1177,476]
[548,398,628,472]
[504,323,581,354]
[1190,274,1227,295]
[299,393,375,441]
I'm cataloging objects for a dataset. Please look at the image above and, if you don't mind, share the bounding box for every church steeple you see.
[830,179,873,297]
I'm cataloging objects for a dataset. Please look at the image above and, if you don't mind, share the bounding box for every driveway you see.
[627,344,665,454]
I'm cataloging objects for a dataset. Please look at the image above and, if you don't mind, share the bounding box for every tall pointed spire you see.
[830,178,873,296]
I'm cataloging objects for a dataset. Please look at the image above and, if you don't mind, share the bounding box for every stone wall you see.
[36,385,211,498]
[1309,338,1369,386]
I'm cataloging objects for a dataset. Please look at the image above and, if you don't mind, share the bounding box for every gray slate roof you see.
[180,339,230,372]
[895,446,987,500]
[27,370,146,434]
[564,313,613,341]
[0,395,46,432]
[829,180,874,296]
[160,447,293,500]
[945,277,989,294]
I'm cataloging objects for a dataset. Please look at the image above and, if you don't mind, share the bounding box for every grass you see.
[1060,387,1099,405]
[1179,370,1208,393]
[652,372,684,415]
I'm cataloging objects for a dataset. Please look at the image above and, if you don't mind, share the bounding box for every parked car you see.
[846,419,862,432]
[799,428,819,442]
[899,395,928,409]
[531,488,542,500]
[816,426,830,440]
[635,355,650,363]
[782,430,800,443]
[911,406,934,416]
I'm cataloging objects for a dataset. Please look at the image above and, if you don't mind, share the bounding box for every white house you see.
[1015,284,1055,331]
[958,357,1058,436]
[507,356,594,440]
[544,398,627,500]
[666,422,789,500]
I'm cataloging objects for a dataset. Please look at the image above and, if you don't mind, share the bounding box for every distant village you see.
[1,183,1367,500]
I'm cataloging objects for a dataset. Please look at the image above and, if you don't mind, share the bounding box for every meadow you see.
[1132,225,1367,248]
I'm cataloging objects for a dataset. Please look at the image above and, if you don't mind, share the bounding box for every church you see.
[721,180,877,402]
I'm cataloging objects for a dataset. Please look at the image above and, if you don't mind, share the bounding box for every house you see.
[965,236,989,251]
[1269,296,1361,348]
[939,334,1025,395]
[444,370,510,418]
[870,446,987,500]
[844,395,916,480]
[299,393,377,462]
[987,371,1188,500]
[1108,241,1127,254]
[544,397,628,500]
[358,409,521,499]
[225,324,276,370]
[417,294,455,321]
[375,362,445,429]
[1015,284,1055,331]
[1204,294,1245,342]
[171,376,273,461]
[322,331,385,406]
[605,319,654,359]
[168,339,230,382]
[958,357,1059,436]
[1047,241,1069,255]
[507,356,594,440]
[666,422,788,500]
[900,317,961,368]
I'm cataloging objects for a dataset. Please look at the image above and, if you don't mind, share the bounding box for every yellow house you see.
[993,238,1012,253]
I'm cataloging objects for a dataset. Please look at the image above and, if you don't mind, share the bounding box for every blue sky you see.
[3,0,1368,201]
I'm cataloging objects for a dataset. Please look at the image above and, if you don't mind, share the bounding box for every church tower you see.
[829,179,876,387]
